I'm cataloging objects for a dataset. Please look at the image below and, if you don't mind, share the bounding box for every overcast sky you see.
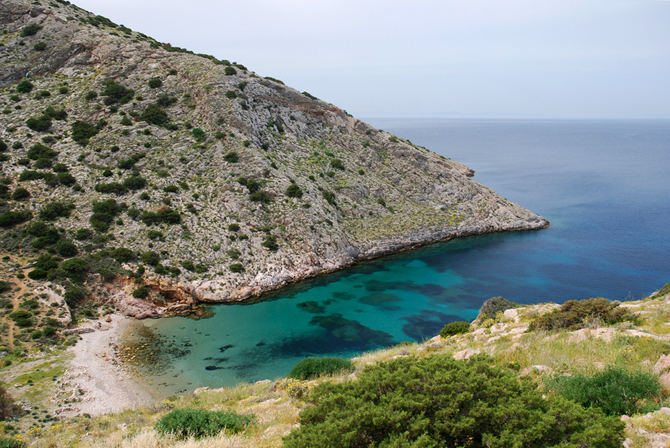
[72,0,670,119]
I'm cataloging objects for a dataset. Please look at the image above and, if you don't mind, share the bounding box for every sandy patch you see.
[63,314,156,417]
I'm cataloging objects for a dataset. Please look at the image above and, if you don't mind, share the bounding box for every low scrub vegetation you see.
[530,297,639,331]
[155,408,253,439]
[288,357,355,380]
[440,320,471,337]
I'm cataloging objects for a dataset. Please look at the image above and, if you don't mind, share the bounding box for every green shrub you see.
[85,91,98,101]
[163,185,178,193]
[110,248,136,263]
[55,240,78,257]
[289,357,355,380]
[26,115,52,132]
[132,286,149,299]
[529,297,639,331]
[224,66,237,76]
[21,24,42,37]
[376,198,386,207]
[250,190,272,203]
[16,80,34,93]
[33,158,52,169]
[39,201,73,221]
[286,184,303,199]
[139,104,170,126]
[71,121,100,146]
[229,263,244,273]
[63,286,86,307]
[479,296,519,319]
[61,258,90,283]
[0,281,11,294]
[0,210,32,227]
[283,354,624,448]
[140,251,160,266]
[148,78,162,88]
[191,128,206,142]
[57,172,76,186]
[155,408,253,440]
[27,143,58,161]
[9,310,32,328]
[11,188,30,201]
[33,42,46,51]
[123,176,147,191]
[550,366,661,416]
[440,321,471,337]
[322,190,336,206]
[0,437,24,448]
[101,80,134,105]
[94,182,128,195]
[75,228,93,241]
[262,235,279,251]
[330,158,344,170]
[223,151,239,163]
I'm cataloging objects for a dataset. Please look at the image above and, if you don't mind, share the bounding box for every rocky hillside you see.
[0,0,548,317]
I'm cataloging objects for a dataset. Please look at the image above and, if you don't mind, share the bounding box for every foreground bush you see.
[479,296,519,319]
[550,366,661,416]
[289,357,355,380]
[530,297,638,331]
[440,320,471,337]
[155,408,253,439]
[0,385,21,420]
[283,354,624,448]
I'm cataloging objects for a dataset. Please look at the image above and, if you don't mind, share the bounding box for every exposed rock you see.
[654,354,670,375]
[453,348,480,360]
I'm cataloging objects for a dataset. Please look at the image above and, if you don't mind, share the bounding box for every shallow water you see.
[135,119,670,396]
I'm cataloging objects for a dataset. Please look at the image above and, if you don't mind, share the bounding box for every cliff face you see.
[0,0,547,311]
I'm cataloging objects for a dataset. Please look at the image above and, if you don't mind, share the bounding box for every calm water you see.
[135,119,670,396]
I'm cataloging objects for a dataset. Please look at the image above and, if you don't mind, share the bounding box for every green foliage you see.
[139,104,170,126]
[376,198,386,207]
[191,128,206,142]
[71,120,100,146]
[289,357,355,380]
[63,286,86,307]
[286,184,303,198]
[132,286,149,299]
[90,199,124,232]
[155,408,253,440]
[148,78,163,88]
[225,90,237,99]
[163,185,178,193]
[0,139,6,152]
[224,151,239,163]
[224,66,237,76]
[110,248,136,263]
[550,366,661,416]
[440,321,471,337]
[75,228,93,241]
[0,281,11,294]
[33,42,46,51]
[141,208,181,226]
[229,263,244,273]
[27,143,58,160]
[123,176,147,191]
[25,115,51,132]
[479,296,520,319]
[39,201,73,221]
[262,234,279,251]
[283,354,624,448]
[94,182,128,195]
[0,210,32,227]
[55,239,78,257]
[85,91,98,101]
[530,297,639,331]
[250,190,272,203]
[140,251,160,266]
[43,105,68,120]
[0,437,24,448]
[21,24,42,37]
[330,158,344,170]
[156,94,177,107]
[16,80,34,93]
[181,260,195,271]
[57,172,76,186]
[101,80,134,105]
[322,190,336,206]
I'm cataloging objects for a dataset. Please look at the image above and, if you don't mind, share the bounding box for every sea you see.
[127,119,670,397]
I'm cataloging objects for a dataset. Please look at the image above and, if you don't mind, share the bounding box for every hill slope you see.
[0,0,547,316]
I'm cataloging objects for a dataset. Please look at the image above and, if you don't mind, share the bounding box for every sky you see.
[71,0,670,119]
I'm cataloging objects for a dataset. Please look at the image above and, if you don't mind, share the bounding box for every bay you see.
[133,119,670,396]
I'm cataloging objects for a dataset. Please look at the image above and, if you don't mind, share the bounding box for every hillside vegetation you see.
[0,286,669,447]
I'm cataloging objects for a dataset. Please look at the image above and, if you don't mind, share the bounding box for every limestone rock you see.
[453,348,480,360]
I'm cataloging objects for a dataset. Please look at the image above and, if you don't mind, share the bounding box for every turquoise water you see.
[137,119,670,395]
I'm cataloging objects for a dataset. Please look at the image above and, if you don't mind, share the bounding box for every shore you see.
[63,314,156,417]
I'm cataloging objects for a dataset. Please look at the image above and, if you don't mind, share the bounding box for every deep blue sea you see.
[136,119,670,396]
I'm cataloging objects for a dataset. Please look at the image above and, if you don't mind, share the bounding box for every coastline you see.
[63,314,156,417]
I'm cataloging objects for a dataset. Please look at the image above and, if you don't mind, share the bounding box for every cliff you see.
[0,0,548,315]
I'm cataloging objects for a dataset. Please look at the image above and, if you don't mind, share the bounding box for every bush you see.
[440,321,471,337]
[479,296,519,319]
[192,128,206,142]
[139,104,170,126]
[250,190,272,203]
[322,190,336,206]
[229,263,244,273]
[181,260,195,271]
[330,158,344,170]
[224,151,239,163]
[286,184,303,199]
[63,286,86,307]
[0,210,32,227]
[289,357,355,380]
[155,408,253,440]
[283,354,624,448]
[75,228,93,241]
[123,176,147,190]
[39,201,73,221]
[16,80,34,93]
[33,42,46,51]
[26,115,52,132]
[57,172,76,186]
[55,240,78,257]
[529,297,639,331]
[228,223,240,232]
[71,120,99,146]
[101,80,134,105]
[376,198,386,207]
[148,78,162,88]
[262,235,279,251]
[132,286,149,299]
[9,310,32,328]
[224,66,237,76]
[110,248,136,263]
[94,182,127,195]
[27,143,58,161]
[140,251,160,266]
[163,185,178,193]
[61,258,90,283]
[550,366,661,416]
[20,24,42,37]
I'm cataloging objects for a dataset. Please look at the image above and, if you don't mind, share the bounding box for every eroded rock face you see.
[1,0,548,313]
